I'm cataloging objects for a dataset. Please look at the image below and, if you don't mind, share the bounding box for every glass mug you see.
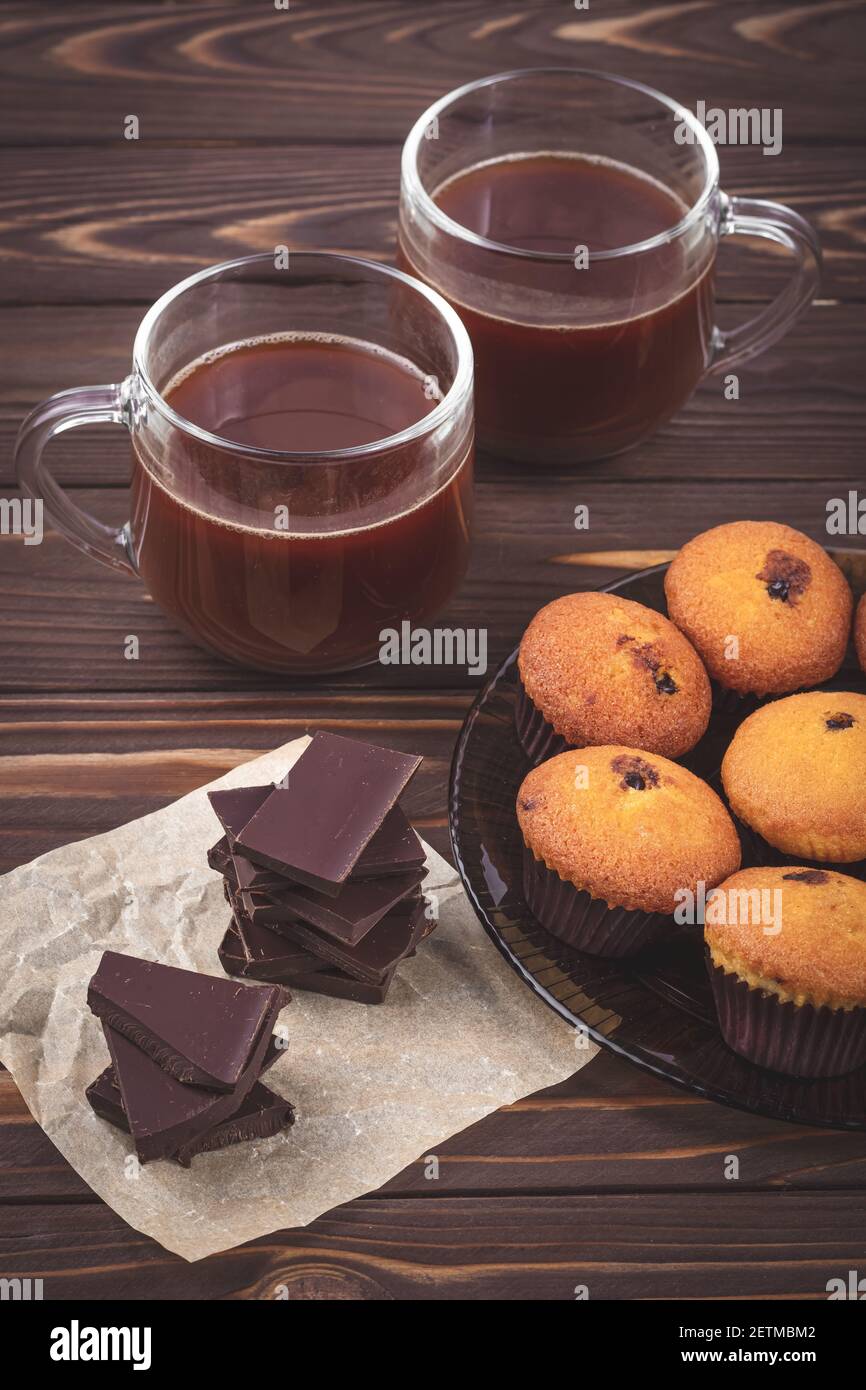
[15,253,474,674]
[399,68,821,465]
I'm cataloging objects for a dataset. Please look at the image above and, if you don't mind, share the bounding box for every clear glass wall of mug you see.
[15,254,474,674]
[399,69,820,465]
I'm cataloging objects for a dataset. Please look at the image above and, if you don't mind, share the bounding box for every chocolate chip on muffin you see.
[516,591,711,764]
[721,690,866,863]
[664,521,853,696]
[516,745,741,956]
[756,549,811,604]
[705,867,866,1076]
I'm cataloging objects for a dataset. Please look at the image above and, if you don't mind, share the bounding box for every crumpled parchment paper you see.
[0,736,590,1261]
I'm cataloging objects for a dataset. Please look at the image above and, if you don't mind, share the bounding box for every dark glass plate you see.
[449,559,866,1130]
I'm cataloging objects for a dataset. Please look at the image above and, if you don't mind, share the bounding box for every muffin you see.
[516,591,712,764]
[664,521,853,696]
[855,593,866,674]
[722,691,866,863]
[517,745,741,956]
[705,867,866,1076]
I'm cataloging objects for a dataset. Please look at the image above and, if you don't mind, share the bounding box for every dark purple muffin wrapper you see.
[522,846,674,958]
[734,817,798,871]
[706,954,866,1078]
[710,683,760,716]
[514,676,571,765]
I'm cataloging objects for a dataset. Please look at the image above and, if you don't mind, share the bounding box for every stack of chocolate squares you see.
[208,732,432,1004]
[85,950,294,1166]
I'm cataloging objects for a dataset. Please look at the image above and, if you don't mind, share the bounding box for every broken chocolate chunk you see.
[654,670,678,695]
[756,549,812,604]
[782,869,830,885]
[611,754,660,791]
[271,894,429,985]
[87,951,288,1091]
[235,732,421,896]
[621,637,679,695]
[86,1063,294,1167]
[103,1024,263,1164]
[239,866,426,946]
[826,712,855,731]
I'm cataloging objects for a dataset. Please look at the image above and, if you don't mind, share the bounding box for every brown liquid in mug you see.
[131,335,472,673]
[403,153,714,461]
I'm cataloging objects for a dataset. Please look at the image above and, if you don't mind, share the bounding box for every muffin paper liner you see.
[522,846,673,957]
[514,678,571,765]
[710,684,760,716]
[706,955,866,1078]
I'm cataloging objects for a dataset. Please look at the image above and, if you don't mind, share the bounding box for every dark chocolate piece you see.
[85,1066,127,1131]
[273,894,430,984]
[86,1063,293,1166]
[351,806,425,879]
[88,950,288,1091]
[218,935,245,978]
[235,732,421,895]
[231,851,293,896]
[88,1030,284,1122]
[175,1082,294,1166]
[103,1023,266,1164]
[217,923,404,1002]
[239,867,426,945]
[287,965,396,1005]
[207,784,273,844]
[208,835,232,874]
[230,810,424,898]
[223,912,321,979]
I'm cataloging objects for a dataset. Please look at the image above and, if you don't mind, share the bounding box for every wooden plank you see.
[0,1,864,150]
[0,705,455,871]
[5,1054,866,1205]
[0,690,458,868]
[0,1188,863,1299]
[0,144,861,304]
[2,301,863,487]
[0,475,862,695]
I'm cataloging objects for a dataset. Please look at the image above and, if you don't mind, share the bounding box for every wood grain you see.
[0,476,862,696]
[1,1,865,148]
[6,1055,866,1205]
[3,302,863,489]
[0,1190,863,1300]
[0,145,862,304]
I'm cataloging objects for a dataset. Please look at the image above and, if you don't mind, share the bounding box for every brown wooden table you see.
[2,1,866,1300]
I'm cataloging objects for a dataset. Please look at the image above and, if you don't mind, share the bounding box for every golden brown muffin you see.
[517,745,741,915]
[705,866,866,1076]
[516,591,711,760]
[706,867,866,1011]
[664,521,853,695]
[721,691,866,862]
[855,592,866,674]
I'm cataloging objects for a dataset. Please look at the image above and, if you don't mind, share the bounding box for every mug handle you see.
[706,192,821,374]
[14,379,138,574]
